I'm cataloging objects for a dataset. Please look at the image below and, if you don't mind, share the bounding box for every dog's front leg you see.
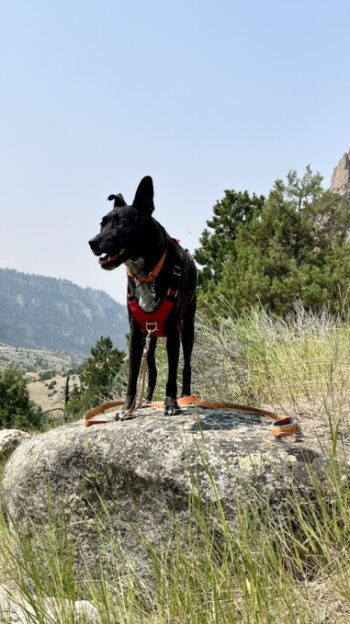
[164,330,181,416]
[146,336,157,403]
[118,322,144,420]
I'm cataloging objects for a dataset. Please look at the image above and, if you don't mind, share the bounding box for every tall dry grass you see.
[1,460,350,623]
[192,303,350,425]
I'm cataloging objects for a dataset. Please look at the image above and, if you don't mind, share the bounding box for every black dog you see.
[89,176,197,418]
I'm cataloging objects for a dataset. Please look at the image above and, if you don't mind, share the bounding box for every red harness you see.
[127,251,182,337]
[128,288,179,337]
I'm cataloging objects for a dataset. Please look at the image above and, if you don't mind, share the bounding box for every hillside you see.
[26,371,81,413]
[0,268,128,356]
[0,343,84,373]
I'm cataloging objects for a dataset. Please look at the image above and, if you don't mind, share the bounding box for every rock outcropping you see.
[0,429,31,463]
[0,584,98,624]
[2,406,327,579]
[331,147,350,201]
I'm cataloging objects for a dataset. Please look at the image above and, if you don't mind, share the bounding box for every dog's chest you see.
[126,259,160,312]
[134,283,159,312]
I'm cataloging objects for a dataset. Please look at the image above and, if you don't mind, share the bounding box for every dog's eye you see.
[100,217,107,228]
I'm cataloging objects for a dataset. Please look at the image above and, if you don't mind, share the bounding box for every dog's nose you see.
[89,238,100,255]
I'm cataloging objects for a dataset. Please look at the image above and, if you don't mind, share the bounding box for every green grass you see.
[192,304,350,421]
[1,457,350,623]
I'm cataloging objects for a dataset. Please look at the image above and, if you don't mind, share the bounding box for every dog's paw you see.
[164,397,182,416]
[115,408,137,421]
[119,409,138,421]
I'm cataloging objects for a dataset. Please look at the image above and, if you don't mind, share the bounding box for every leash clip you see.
[146,321,158,334]
[271,415,303,440]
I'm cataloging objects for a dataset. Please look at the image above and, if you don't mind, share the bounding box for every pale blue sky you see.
[0,0,349,303]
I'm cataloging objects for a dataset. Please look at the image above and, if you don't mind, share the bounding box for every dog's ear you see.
[133,176,154,215]
[108,193,126,207]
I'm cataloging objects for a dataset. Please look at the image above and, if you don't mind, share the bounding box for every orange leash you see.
[82,394,302,439]
[83,401,124,426]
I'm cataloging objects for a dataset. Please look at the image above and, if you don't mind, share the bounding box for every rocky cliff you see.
[331,147,350,201]
[0,268,128,355]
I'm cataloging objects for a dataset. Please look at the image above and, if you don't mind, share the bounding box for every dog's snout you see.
[89,238,100,255]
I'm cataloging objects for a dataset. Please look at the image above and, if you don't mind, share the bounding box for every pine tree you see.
[80,336,125,401]
[194,190,265,288]
[66,337,126,418]
[201,167,350,315]
[0,368,42,430]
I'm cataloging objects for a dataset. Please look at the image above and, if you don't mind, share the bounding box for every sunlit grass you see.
[192,303,350,424]
[1,454,350,622]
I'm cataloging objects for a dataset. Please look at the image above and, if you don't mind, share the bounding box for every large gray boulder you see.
[2,407,326,578]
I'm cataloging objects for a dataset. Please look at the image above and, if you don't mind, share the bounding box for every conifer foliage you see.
[80,336,125,400]
[0,368,42,430]
[195,167,350,315]
[67,336,125,417]
[194,190,265,288]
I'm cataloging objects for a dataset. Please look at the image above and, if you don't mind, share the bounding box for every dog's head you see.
[89,176,155,270]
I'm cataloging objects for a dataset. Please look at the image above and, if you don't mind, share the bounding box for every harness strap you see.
[127,250,167,283]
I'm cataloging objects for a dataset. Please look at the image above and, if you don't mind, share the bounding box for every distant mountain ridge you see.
[0,268,128,356]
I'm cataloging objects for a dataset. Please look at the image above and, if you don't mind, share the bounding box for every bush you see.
[0,368,43,430]
[39,370,55,381]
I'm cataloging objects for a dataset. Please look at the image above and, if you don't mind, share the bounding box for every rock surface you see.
[2,406,327,578]
[331,147,350,201]
[0,429,31,463]
[0,583,98,623]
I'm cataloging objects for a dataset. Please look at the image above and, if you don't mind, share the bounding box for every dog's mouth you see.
[99,248,126,270]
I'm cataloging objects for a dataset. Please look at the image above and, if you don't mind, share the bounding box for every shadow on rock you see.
[190,409,264,432]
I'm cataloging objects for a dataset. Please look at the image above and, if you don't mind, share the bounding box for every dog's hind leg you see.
[164,330,181,415]
[181,305,196,397]
[145,336,157,403]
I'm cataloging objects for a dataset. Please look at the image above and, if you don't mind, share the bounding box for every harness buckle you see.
[146,321,158,334]
[173,265,182,277]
